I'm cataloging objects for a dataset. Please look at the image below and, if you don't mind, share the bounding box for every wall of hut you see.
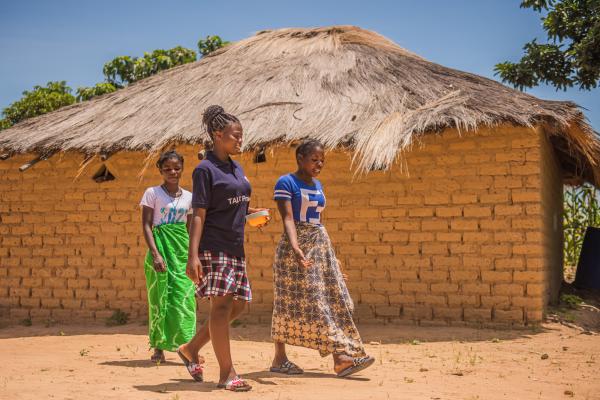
[0,124,564,327]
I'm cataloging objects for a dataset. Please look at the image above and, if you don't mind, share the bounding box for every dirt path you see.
[1,322,598,400]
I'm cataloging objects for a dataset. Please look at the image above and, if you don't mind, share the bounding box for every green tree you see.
[103,46,197,87]
[197,35,229,56]
[0,81,76,129]
[76,82,118,102]
[495,0,600,90]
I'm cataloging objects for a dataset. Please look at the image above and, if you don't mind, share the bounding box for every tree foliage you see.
[102,46,197,87]
[495,0,600,90]
[1,35,228,130]
[197,35,229,56]
[76,82,118,102]
[0,81,76,129]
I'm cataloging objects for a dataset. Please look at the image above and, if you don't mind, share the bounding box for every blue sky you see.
[0,0,598,131]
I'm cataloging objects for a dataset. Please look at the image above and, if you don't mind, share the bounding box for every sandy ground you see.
[1,321,599,400]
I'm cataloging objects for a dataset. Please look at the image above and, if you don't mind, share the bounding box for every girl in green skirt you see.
[140,150,197,363]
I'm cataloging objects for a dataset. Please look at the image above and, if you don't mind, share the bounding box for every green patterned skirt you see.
[144,223,196,351]
[271,221,366,357]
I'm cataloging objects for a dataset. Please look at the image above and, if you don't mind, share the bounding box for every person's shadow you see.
[132,369,370,393]
[99,359,181,368]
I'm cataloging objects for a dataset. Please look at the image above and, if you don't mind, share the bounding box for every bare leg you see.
[208,295,238,384]
[180,299,246,364]
[272,341,289,367]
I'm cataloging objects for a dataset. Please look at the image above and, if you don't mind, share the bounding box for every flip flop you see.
[217,376,252,392]
[176,347,204,382]
[150,352,166,363]
[336,356,375,378]
[270,360,304,375]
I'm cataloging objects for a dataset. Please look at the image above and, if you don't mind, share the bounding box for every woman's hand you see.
[293,247,313,268]
[152,253,167,272]
[186,256,202,284]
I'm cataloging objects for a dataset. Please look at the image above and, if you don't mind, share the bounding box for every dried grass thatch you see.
[1,26,599,185]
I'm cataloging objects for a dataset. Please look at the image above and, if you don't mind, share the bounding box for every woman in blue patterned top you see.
[270,139,375,378]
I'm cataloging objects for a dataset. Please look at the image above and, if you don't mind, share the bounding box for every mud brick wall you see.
[0,124,562,327]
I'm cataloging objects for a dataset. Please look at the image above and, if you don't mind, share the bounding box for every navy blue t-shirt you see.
[192,151,252,257]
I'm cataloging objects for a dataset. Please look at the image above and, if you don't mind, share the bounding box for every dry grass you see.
[1,26,598,184]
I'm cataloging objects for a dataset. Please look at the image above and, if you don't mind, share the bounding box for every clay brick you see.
[513,271,543,283]
[480,192,510,204]
[393,244,419,255]
[375,305,400,317]
[481,271,512,283]
[368,221,394,232]
[493,284,524,296]
[431,283,458,293]
[450,220,478,231]
[448,294,479,306]
[481,296,511,308]
[360,293,387,303]
[435,207,462,217]
[433,307,463,320]
[526,283,545,296]
[408,208,434,217]
[495,207,522,220]
[493,308,523,322]
[462,283,490,295]
[513,244,543,256]
[338,245,365,255]
[464,308,491,321]
[450,270,479,283]
[422,243,448,255]
[511,190,540,203]
[381,208,407,218]
[353,233,381,243]
[409,232,435,242]
[424,194,449,205]
[420,270,448,282]
[416,294,446,306]
[401,282,428,293]
[511,296,543,308]
[495,258,524,270]
[494,231,524,242]
[435,233,461,242]
[389,270,418,280]
[449,243,478,254]
[381,232,409,243]
[512,217,541,230]
[481,244,510,255]
[452,194,478,204]
[41,298,61,308]
[422,220,449,231]
[61,299,82,309]
[394,221,421,231]
[389,294,416,305]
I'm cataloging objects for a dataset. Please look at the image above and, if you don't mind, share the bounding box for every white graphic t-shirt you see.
[139,186,192,227]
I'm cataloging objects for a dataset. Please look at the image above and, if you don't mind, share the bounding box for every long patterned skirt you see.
[144,223,196,351]
[271,221,366,357]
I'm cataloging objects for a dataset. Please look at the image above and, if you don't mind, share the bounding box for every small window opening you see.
[254,147,267,163]
[92,164,115,183]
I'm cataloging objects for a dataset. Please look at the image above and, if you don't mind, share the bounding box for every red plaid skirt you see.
[196,250,252,302]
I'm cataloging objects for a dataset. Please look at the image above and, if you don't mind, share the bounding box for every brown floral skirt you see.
[271,221,366,357]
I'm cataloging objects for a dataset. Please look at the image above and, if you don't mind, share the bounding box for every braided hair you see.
[202,105,240,139]
[156,150,184,169]
[295,139,324,160]
[199,105,240,159]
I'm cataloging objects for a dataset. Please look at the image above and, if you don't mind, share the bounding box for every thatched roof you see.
[1,25,599,185]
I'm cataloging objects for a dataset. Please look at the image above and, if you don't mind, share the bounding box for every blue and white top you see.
[273,173,326,225]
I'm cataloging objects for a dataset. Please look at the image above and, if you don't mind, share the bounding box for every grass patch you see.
[106,309,129,326]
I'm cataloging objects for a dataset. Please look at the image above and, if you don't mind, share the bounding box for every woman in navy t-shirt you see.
[177,105,266,392]
[270,139,375,378]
